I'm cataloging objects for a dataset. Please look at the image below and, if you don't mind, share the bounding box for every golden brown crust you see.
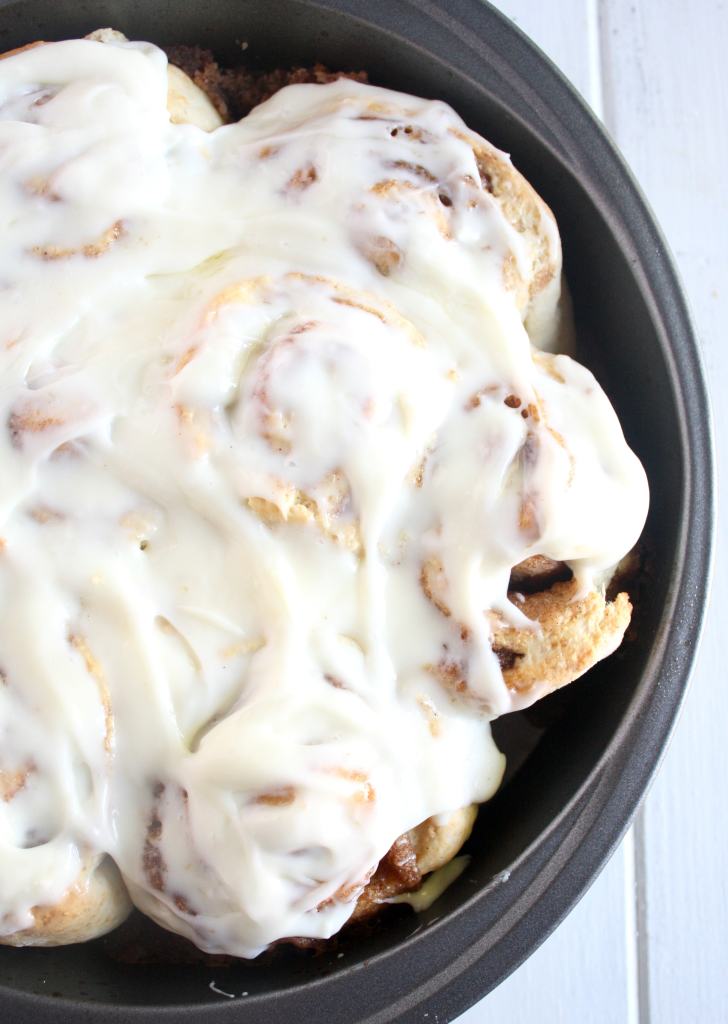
[407,804,478,875]
[350,805,477,920]
[0,857,132,947]
[494,578,632,697]
[422,555,632,704]
[350,835,420,921]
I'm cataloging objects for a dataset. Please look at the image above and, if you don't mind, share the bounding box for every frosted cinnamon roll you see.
[0,32,647,955]
[0,29,215,948]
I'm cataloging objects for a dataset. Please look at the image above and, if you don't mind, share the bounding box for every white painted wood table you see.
[459,2,727,1021]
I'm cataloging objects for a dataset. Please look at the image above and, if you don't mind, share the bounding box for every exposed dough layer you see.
[495,580,631,698]
[0,857,131,947]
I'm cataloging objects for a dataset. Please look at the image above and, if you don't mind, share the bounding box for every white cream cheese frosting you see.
[0,36,648,955]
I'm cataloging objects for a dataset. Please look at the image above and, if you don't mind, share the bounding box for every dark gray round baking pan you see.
[0,1,714,1021]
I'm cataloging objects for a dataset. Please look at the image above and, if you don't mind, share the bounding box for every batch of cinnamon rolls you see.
[0,30,648,956]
